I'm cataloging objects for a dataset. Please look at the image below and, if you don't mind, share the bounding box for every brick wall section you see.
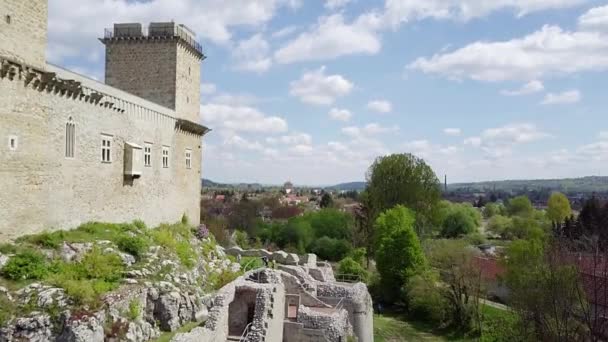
[0,62,203,240]
[0,0,47,68]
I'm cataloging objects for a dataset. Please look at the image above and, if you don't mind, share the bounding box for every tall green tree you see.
[374,205,426,302]
[547,192,572,225]
[320,193,334,208]
[366,153,441,234]
[507,195,534,217]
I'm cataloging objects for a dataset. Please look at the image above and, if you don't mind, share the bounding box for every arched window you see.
[65,118,75,158]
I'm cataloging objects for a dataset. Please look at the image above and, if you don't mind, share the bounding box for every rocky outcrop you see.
[0,313,53,342]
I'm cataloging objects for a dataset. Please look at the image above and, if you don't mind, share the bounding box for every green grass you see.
[239,256,264,272]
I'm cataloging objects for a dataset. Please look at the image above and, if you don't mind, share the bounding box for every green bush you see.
[132,219,147,230]
[81,248,125,282]
[116,235,149,260]
[1,250,49,280]
[205,269,241,292]
[175,241,195,268]
[128,300,141,320]
[311,237,352,261]
[406,270,447,324]
[234,230,249,249]
[337,257,369,282]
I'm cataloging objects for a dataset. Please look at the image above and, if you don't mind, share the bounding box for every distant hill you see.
[449,176,608,194]
[201,178,265,189]
[326,182,367,191]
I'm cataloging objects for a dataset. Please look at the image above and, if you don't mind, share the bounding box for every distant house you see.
[284,181,294,194]
[215,195,226,202]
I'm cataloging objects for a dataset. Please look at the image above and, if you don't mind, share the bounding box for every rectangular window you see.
[162,146,170,168]
[185,149,192,169]
[8,135,18,151]
[101,134,112,163]
[65,122,75,158]
[144,143,152,167]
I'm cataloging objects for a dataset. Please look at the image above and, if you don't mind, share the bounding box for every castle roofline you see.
[46,63,210,136]
[100,22,206,60]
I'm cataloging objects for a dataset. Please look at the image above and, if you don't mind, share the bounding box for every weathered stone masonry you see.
[0,0,209,239]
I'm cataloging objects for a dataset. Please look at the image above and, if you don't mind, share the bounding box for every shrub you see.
[132,220,147,230]
[181,213,190,225]
[234,230,249,249]
[406,270,447,324]
[128,300,141,320]
[116,235,149,260]
[311,237,352,261]
[0,243,18,254]
[337,257,369,282]
[175,241,196,268]
[17,231,64,249]
[205,269,241,292]
[81,248,125,282]
[1,250,49,280]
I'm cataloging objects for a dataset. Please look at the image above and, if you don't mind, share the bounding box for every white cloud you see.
[342,123,399,137]
[443,128,461,136]
[325,0,353,10]
[201,103,288,133]
[599,131,608,140]
[271,26,298,39]
[267,133,313,145]
[200,83,217,95]
[232,34,272,73]
[47,0,298,63]
[329,108,353,121]
[367,100,392,113]
[579,5,608,31]
[408,25,608,82]
[289,66,354,105]
[224,135,264,151]
[541,90,581,105]
[274,14,381,64]
[465,123,550,158]
[501,80,544,96]
[384,0,584,27]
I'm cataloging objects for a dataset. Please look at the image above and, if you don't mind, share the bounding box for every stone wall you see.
[0,61,203,240]
[0,0,47,68]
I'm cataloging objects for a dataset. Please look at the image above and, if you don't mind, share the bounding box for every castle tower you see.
[0,0,48,68]
[101,22,205,122]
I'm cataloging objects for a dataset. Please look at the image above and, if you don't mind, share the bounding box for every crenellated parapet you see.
[0,57,121,112]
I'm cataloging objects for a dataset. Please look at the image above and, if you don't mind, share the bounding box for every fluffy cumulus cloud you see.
[325,0,353,10]
[328,108,353,121]
[47,0,298,63]
[201,103,288,133]
[541,90,581,105]
[289,66,354,105]
[367,100,392,113]
[443,128,461,136]
[200,83,217,95]
[465,123,550,158]
[383,0,585,27]
[232,34,272,73]
[266,133,313,145]
[274,14,382,64]
[342,123,399,137]
[408,25,608,82]
[579,5,608,31]
[501,80,545,96]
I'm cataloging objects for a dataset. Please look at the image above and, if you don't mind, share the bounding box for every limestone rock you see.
[285,253,300,265]
[125,320,160,342]
[1,313,53,342]
[154,291,181,331]
[60,242,93,262]
[57,313,105,342]
[0,253,9,269]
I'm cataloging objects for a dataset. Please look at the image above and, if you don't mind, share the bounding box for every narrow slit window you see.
[162,146,170,168]
[144,143,152,167]
[185,149,192,169]
[8,135,17,151]
[5,15,11,25]
[101,134,112,163]
[65,120,75,158]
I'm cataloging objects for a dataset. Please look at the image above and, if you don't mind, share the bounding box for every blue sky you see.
[47,0,608,185]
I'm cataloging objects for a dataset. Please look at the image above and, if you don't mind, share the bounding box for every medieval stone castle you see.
[0,1,208,240]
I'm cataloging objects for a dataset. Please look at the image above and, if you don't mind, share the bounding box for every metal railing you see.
[103,23,204,56]
[335,273,361,283]
[239,322,252,342]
